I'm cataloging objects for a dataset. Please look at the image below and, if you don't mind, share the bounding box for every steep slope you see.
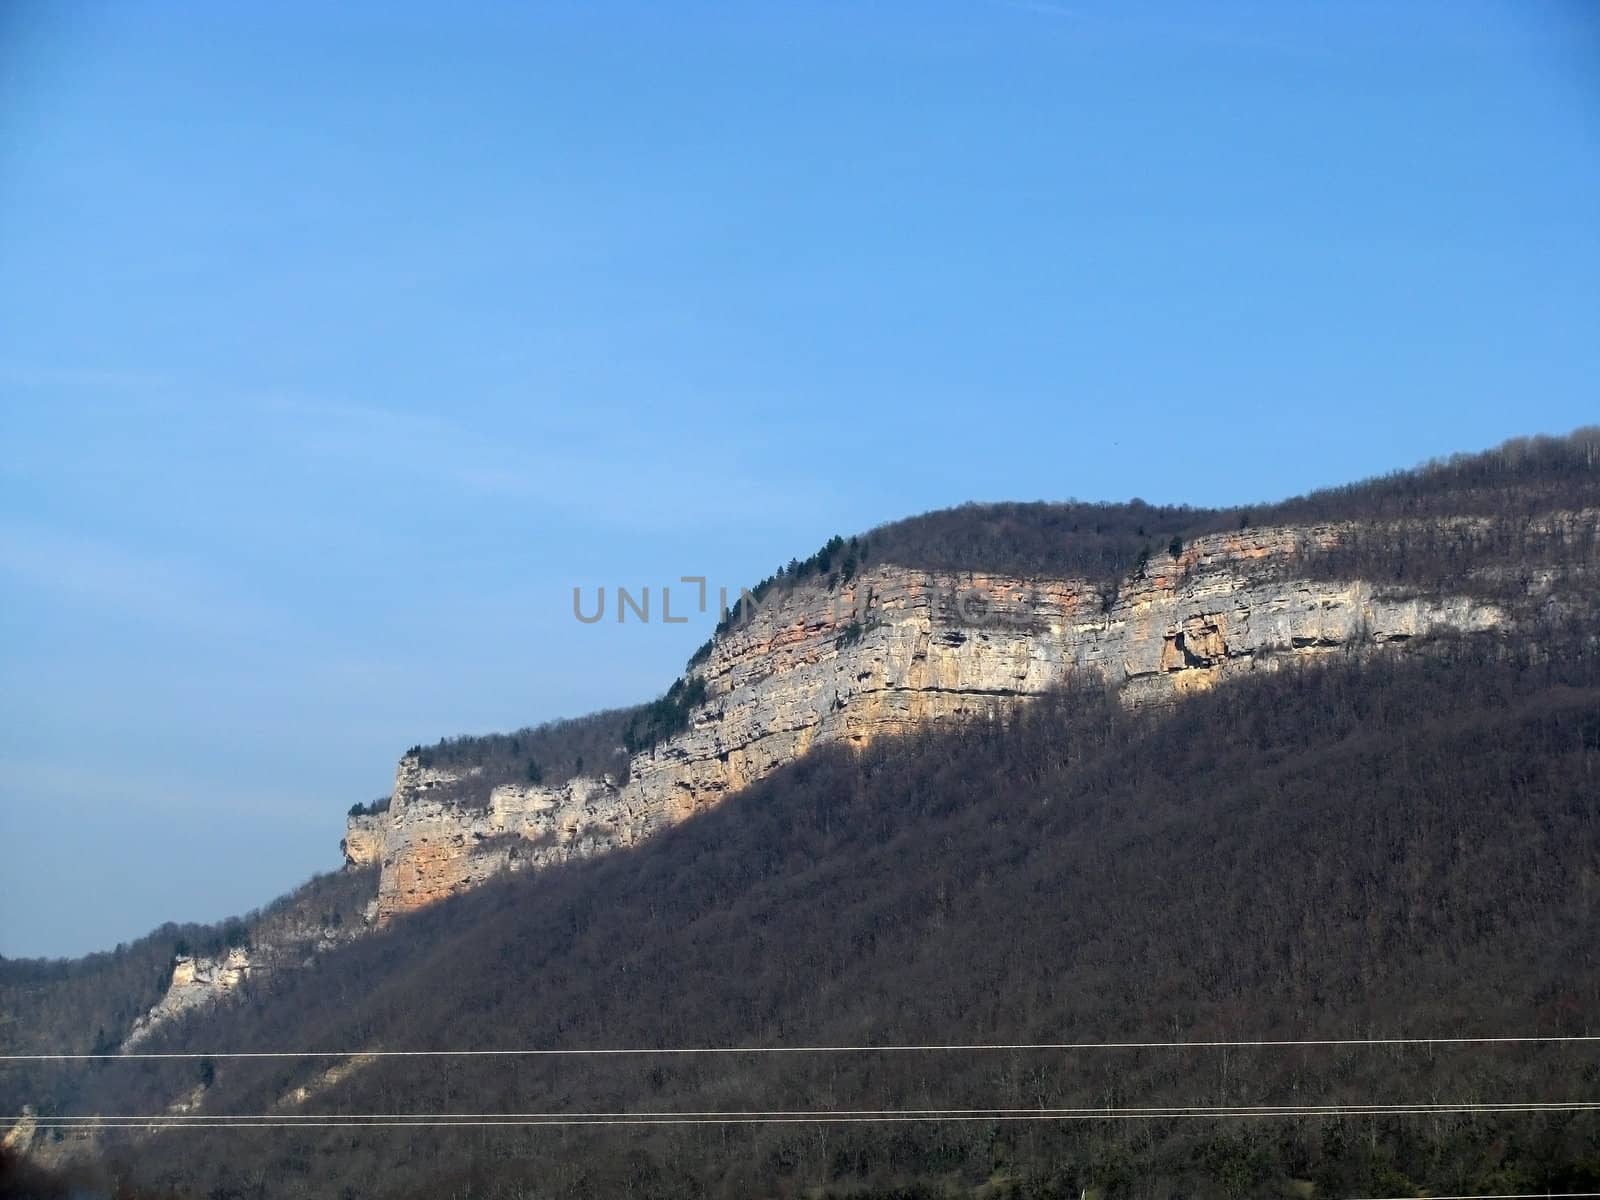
[28,630,1600,1199]
[350,507,1590,923]
[334,431,1600,929]
[32,430,1597,1062]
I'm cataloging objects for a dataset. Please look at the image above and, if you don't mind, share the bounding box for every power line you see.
[28,1100,1600,1129]
[31,1107,1600,1126]
[8,1033,1599,1062]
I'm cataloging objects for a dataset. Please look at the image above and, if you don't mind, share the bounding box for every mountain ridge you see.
[8,431,1599,1044]
[5,429,1600,1198]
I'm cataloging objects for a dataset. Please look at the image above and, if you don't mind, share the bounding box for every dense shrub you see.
[859,427,1600,584]
[410,706,645,805]
[623,675,708,753]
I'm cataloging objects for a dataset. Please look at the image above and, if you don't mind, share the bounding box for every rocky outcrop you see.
[342,813,385,869]
[123,949,257,1049]
[370,770,629,915]
[276,1054,376,1109]
[119,869,375,1051]
[355,520,1510,923]
[2,1105,36,1154]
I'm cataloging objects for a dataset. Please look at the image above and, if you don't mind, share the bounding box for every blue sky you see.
[1,1,1596,958]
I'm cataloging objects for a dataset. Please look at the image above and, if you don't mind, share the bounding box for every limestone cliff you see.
[352,519,1521,923]
[341,813,385,871]
[123,948,256,1048]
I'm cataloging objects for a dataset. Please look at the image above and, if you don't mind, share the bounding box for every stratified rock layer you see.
[359,521,1507,921]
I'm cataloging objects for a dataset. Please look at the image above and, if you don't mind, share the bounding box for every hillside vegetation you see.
[406,705,645,807]
[0,868,375,1060]
[7,430,1600,1198]
[20,623,1599,1199]
[860,427,1600,583]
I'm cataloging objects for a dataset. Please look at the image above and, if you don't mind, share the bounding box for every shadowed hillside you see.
[7,432,1600,1198]
[16,622,1598,1199]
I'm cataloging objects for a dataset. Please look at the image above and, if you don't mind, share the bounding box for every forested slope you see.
[854,427,1600,584]
[0,868,375,1059]
[8,429,1600,1198]
[19,625,1599,1199]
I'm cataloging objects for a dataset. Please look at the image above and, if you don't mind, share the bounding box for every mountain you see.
[4,429,1599,1199]
[347,433,1594,924]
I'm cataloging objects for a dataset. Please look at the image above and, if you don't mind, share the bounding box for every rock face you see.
[369,769,630,916]
[355,521,1508,923]
[341,814,385,870]
[123,949,256,1049]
